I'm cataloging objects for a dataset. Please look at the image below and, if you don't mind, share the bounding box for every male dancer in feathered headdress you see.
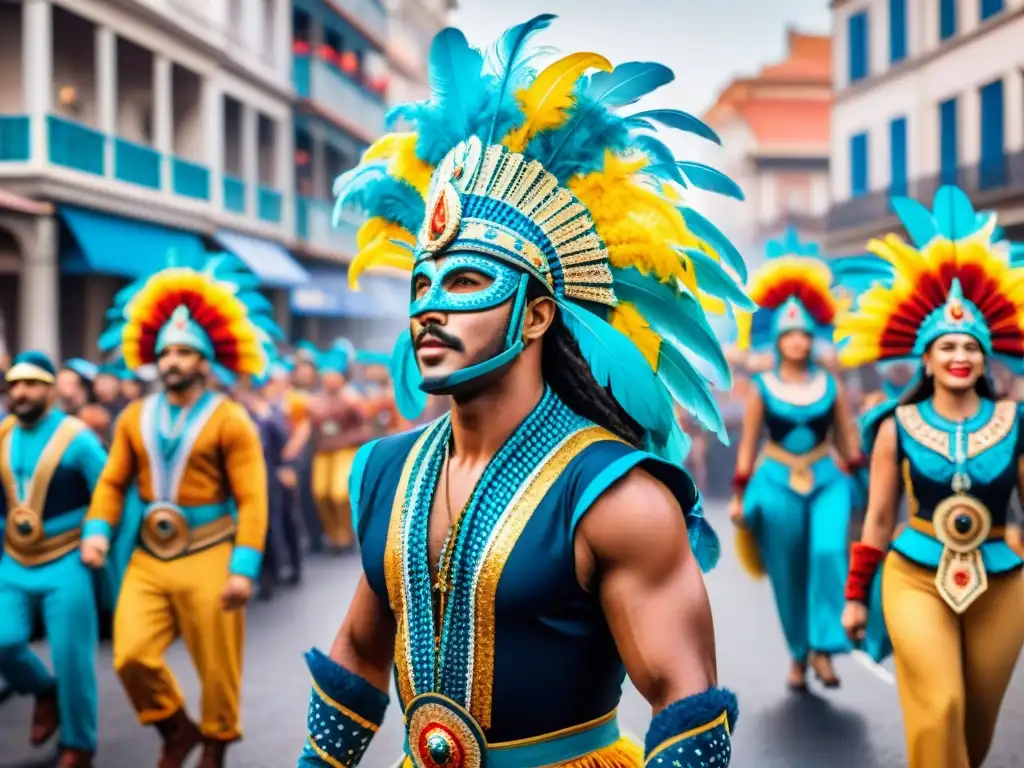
[78,252,277,767]
[295,15,750,768]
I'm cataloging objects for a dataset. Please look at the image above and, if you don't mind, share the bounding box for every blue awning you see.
[59,205,205,278]
[290,268,407,318]
[213,230,311,288]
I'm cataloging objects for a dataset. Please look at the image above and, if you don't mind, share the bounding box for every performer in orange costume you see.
[79,252,277,768]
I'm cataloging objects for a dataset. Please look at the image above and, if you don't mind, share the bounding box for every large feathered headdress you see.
[99,250,282,377]
[833,186,1024,368]
[735,227,837,352]
[332,15,751,457]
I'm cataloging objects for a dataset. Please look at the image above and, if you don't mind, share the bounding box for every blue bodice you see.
[754,370,836,453]
[352,390,700,744]
[892,397,1024,572]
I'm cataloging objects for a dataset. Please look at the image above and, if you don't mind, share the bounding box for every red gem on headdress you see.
[429,195,448,240]
[953,570,970,588]
[950,302,964,320]
[788,305,798,318]
[175,317,187,329]
[452,164,463,180]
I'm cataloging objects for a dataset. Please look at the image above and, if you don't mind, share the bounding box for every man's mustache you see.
[415,323,464,353]
[161,367,183,377]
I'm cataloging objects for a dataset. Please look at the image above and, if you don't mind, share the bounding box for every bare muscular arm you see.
[328,575,397,694]
[831,376,863,463]
[576,468,716,712]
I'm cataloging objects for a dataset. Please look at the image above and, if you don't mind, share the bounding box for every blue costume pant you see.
[0,551,98,750]
[747,473,853,661]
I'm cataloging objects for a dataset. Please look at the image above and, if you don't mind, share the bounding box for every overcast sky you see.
[450,0,831,115]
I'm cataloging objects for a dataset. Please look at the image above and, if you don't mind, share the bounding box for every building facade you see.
[699,29,832,268]
[828,0,1024,254]
[0,0,303,359]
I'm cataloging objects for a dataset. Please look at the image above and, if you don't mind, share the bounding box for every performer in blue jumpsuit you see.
[294,14,751,768]
[839,187,1024,767]
[0,351,109,767]
[730,229,863,691]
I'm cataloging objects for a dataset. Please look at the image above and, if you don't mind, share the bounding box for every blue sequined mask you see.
[410,254,524,316]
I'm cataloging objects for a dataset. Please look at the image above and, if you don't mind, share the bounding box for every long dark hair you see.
[535,286,645,447]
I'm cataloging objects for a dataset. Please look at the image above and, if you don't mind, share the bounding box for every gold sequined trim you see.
[384,425,443,710]
[311,679,381,732]
[967,400,1016,458]
[469,426,622,728]
[896,400,1018,461]
[565,285,617,305]
[901,458,919,517]
[895,405,950,459]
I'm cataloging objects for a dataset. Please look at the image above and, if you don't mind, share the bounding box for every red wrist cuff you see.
[845,542,886,603]
[731,471,751,493]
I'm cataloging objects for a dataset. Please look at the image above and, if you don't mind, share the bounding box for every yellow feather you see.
[387,134,434,197]
[356,218,414,251]
[735,528,765,579]
[362,133,408,163]
[502,52,613,153]
[348,236,415,289]
[609,302,661,368]
[734,310,752,352]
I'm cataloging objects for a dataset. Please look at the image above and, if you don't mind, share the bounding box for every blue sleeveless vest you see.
[351,389,699,743]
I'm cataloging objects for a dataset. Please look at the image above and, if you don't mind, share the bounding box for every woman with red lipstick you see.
[729,228,863,692]
[837,186,1024,768]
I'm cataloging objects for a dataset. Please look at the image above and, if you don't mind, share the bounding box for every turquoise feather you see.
[624,116,656,131]
[627,108,721,145]
[334,175,425,235]
[558,299,674,440]
[426,28,487,144]
[611,267,731,387]
[678,247,754,309]
[98,324,124,352]
[676,162,744,200]
[390,331,427,420]
[933,185,976,240]
[633,135,687,186]
[890,196,938,247]
[678,206,747,281]
[585,62,674,107]
[688,515,721,572]
[656,341,727,442]
[485,14,555,145]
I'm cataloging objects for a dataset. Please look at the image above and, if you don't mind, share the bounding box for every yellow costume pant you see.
[882,552,1024,768]
[112,542,245,741]
[311,447,358,547]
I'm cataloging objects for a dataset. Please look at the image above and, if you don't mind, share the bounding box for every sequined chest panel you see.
[895,399,1019,523]
[383,390,617,731]
[757,371,836,452]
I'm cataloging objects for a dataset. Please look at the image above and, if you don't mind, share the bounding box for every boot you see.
[197,738,229,768]
[154,709,202,768]
[57,748,95,768]
[29,689,59,746]
[810,651,841,688]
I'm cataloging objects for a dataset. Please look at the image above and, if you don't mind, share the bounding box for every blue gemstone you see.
[156,518,173,534]
[954,514,973,535]
[15,520,32,536]
[426,732,451,764]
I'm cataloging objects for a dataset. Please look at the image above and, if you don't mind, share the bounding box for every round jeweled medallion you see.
[932,494,992,553]
[140,502,190,560]
[7,506,43,546]
[406,694,485,768]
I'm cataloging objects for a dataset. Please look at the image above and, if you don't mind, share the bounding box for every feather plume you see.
[426,28,486,143]
[889,196,938,248]
[689,515,721,573]
[627,108,721,145]
[679,247,754,309]
[558,299,674,439]
[656,341,726,441]
[624,116,656,131]
[390,331,427,420]
[678,206,747,281]
[485,13,556,145]
[502,52,612,152]
[609,302,661,368]
[675,162,744,200]
[633,135,687,186]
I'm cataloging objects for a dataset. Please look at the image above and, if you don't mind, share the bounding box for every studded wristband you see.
[645,687,738,766]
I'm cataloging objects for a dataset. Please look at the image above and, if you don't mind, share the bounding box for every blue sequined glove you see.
[644,687,738,766]
[298,649,389,767]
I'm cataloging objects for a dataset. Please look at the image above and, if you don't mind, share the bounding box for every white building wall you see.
[831,0,1024,201]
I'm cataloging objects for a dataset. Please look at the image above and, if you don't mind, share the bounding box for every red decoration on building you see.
[317,44,337,65]
[339,51,358,74]
[292,40,310,56]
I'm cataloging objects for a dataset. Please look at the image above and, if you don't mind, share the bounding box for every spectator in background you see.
[92,364,128,423]
[119,368,144,401]
[56,359,96,416]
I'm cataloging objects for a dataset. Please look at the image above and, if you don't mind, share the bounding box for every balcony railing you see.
[296,196,359,257]
[0,116,30,162]
[114,138,161,189]
[224,176,246,214]
[172,157,211,200]
[330,0,387,47]
[828,152,1024,232]
[48,116,105,176]
[258,186,283,223]
[295,55,386,140]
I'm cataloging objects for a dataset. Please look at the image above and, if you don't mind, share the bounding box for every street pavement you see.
[1,500,1023,767]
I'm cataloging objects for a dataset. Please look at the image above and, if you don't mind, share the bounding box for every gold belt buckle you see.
[788,465,814,495]
[932,494,992,614]
[140,502,191,560]
[6,506,44,548]
[406,693,486,768]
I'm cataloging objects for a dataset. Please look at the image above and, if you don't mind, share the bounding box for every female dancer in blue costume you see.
[839,187,1024,768]
[730,228,863,691]
[293,14,754,768]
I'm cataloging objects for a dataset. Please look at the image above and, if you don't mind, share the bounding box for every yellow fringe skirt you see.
[398,735,643,767]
